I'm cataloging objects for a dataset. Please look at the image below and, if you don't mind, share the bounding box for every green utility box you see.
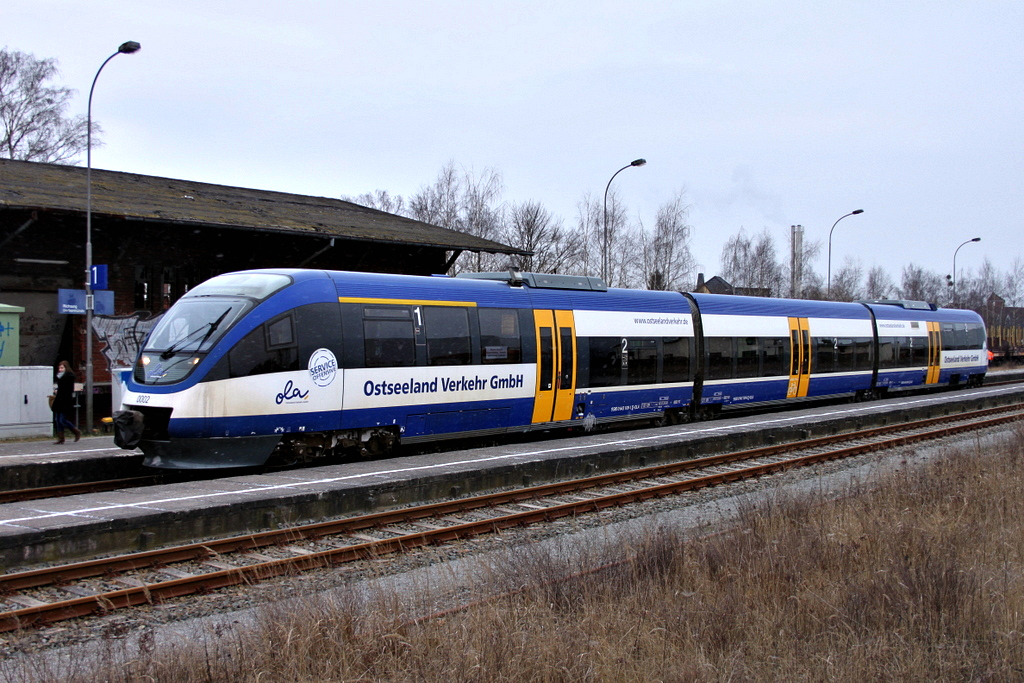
[0,304,24,367]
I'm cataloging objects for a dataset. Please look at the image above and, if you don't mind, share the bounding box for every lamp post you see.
[951,237,981,308]
[85,40,140,435]
[826,209,864,299]
[602,158,646,283]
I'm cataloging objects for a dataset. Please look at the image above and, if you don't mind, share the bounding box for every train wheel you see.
[699,405,720,421]
[360,429,398,458]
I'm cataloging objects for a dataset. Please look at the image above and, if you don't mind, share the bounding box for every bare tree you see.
[402,161,507,274]
[864,265,895,300]
[458,166,505,272]
[0,47,91,163]
[719,229,751,291]
[408,161,462,230]
[1004,257,1024,309]
[720,228,785,297]
[342,189,408,216]
[572,192,603,279]
[501,200,581,274]
[1003,257,1024,351]
[899,263,945,303]
[963,257,1000,311]
[829,257,863,302]
[641,190,695,291]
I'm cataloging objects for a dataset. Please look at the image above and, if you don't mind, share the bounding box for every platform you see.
[0,379,1022,570]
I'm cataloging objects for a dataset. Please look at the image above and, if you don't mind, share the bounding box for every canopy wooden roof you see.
[0,159,524,255]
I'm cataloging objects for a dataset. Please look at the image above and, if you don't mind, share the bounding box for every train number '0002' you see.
[136,395,151,404]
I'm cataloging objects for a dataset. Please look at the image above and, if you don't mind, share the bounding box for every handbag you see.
[48,395,55,409]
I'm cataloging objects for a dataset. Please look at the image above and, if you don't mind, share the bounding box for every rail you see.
[1,404,1021,632]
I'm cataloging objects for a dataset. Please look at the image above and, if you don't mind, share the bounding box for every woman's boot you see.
[55,431,65,445]
[72,428,82,442]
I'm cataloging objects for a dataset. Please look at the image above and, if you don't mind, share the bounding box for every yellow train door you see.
[787,317,811,398]
[531,310,577,424]
[926,321,941,384]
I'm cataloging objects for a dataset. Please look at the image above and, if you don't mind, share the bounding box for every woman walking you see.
[52,360,81,444]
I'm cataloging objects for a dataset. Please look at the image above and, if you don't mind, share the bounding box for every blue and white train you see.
[114,269,988,469]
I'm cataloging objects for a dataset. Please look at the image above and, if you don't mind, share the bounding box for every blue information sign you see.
[94,290,114,315]
[59,289,86,315]
[58,289,114,315]
[90,264,108,290]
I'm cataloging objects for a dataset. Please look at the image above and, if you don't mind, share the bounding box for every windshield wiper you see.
[159,308,232,360]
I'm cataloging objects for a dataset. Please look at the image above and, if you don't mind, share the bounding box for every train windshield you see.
[182,272,292,300]
[146,299,250,356]
[135,273,292,385]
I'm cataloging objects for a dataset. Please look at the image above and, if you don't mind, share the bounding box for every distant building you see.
[693,273,771,298]
[0,159,526,426]
[984,293,1024,358]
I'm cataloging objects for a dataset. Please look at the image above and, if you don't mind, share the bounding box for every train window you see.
[814,337,837,374]
[790,330,801,376]
[966,323,985,349]
[226,316,300,378]
[588,337,622,387]
[266,315,294,348]
[364,319,415,367]
[877,338,896,369]
[145,299,250,356]
[479,308,522,364]
[912,337,928,366]
[940,322,972,351]
[560,327,574,389]
[424,306,471,366]
[706,337,734,380]
[203,303,342,382]
[736,337,759,378]
[835,338,855,372]
[662,337,691,383]
[224,331,261,378]
[626,338,657,385]
[761,337,789,377]
[940,323,953,350]
[364,307,410,319]
[895,337,914,367]
[539,328,554,390]
[185,272,291,301]
[855,338,873,371]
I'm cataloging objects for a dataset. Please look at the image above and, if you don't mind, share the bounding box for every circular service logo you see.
[308,348,338,388]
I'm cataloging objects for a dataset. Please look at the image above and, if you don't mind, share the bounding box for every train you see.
[113,268,988,469]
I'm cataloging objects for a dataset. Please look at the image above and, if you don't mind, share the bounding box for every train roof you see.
[687,292,873,319]
[327,269,690,312]
[236,269,687,313]
[244,270,987,325]
[860,300,983,323]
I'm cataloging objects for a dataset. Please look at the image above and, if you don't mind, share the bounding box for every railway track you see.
[1,403,1021,632]
[4,378,1023,506]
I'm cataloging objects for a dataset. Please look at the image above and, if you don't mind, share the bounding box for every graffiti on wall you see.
[0,318,12,366]
[92,312,164,371]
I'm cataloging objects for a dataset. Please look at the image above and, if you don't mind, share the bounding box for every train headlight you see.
[141,356,150,366]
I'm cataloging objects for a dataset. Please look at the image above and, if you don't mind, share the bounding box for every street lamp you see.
[951,237,981,308]
[826,209,864,299]
[602,158,646,283]
[85,40,140,435]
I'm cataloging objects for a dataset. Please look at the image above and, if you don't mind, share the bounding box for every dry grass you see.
[6,426,1024,681]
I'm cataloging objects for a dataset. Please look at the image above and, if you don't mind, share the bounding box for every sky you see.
[6,1,1023,287]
